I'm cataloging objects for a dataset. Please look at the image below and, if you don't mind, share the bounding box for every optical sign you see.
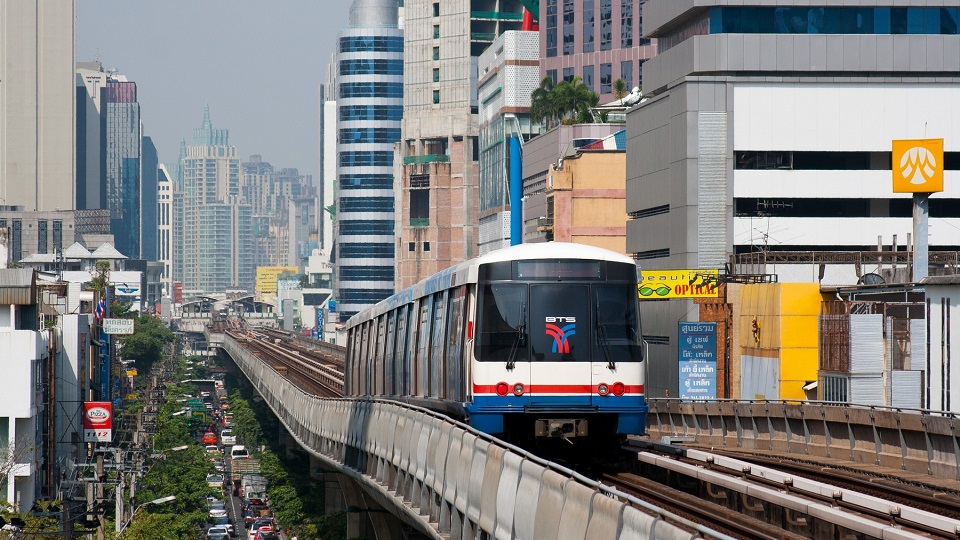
[892,138,944,193]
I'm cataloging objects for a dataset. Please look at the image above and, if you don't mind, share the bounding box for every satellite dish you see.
[859,273,886,285]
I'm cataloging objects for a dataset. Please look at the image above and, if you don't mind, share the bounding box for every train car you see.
[344,242,646,445]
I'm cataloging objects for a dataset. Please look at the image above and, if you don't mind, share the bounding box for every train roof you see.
[345,243,638,328]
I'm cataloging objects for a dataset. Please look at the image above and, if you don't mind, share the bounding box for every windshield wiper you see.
[506,301,526,371]
[596,301,616,371]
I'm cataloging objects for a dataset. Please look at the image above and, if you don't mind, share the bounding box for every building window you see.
[562,0,575,55]
[583,65,595,92]
[339,59,404,76]
[546,0,558,57]
[433,24,440,38]
[423,242,431,252]
[340,196,395,213]
[432,2,439,16]
[433,68,440,82]
[709,6,960,36]
[621,0,633,47]
[339,36,404,53]
[339,82,403,99]
[433,46,440,60]
[600,0,613,50]
[11,220,21,263]
[546,69,558,83]
[338,151,395,167]
[410,190,430,226]
[620,61,633,90]
[409,242,416,252]
[583,0,595,52]
[339,174,394,190]
[339,128,403,144]
[339,105,404,121]
[600,63,612,94]
[433,90,440,104]
[562,67,575,82]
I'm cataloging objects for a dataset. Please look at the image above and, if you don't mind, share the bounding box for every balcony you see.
[471,11,523,21]
[410,218,430,227]
[403,154,450,165]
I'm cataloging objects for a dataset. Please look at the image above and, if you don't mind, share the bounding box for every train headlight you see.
[513,383,525,396]
[597,383,610,396]
[495,382,509,396]
[612,382,626,396]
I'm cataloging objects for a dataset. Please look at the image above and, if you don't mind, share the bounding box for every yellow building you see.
[256,266,298,295]
[736,283,824,400]
[543,148,628,255]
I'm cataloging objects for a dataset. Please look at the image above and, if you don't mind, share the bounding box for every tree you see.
[530,76,559,130]
[554,77,599,124]
[119,316,174,375]
[613,78,628,101]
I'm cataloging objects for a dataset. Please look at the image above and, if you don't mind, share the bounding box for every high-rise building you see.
[76,62,108,211]
[0,0,76,212]
[334,0,404,320]
[539,0,655,99]
[477,30,541,254]
[178,107,253,293]
[103,79,143,258]
[319,60,337,254]
[157,164,173,293]
[141,136,159,261]
[396,1,523,289]
[627,2,960,397]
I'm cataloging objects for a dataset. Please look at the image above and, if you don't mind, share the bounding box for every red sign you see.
[173,282,184,304]
[83,401,113,443]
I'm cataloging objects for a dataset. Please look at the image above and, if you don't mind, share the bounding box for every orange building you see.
[540,148,628,255]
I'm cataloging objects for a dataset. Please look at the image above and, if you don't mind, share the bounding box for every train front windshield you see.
[475,260,643,363]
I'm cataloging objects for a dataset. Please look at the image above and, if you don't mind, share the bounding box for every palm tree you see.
[554,77,599,124]
[613,78,628,102]
[530,76,559,130]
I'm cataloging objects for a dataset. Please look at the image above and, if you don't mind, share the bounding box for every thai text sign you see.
[893,138,943,193]
[83,401,113,442]
[639,269,719,299]
[103,318,134,334]
[678,322,718,400]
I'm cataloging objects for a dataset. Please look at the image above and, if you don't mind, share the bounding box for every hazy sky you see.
[77,1,351,180]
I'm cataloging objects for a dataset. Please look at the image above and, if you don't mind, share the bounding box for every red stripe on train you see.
[473,384,644,394]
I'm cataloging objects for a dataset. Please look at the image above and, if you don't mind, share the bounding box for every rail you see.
[645,399,960,481]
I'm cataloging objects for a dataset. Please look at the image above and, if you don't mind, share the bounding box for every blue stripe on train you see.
[465,395,648,435]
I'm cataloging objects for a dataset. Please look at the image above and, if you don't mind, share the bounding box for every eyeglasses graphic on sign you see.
[892,138,944,193]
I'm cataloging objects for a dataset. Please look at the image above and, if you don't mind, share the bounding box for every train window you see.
[476,284,528,362]
[417,299,432,396]
[593,285,644,362]
[446,286,466,401]
[407,302,419,395]
[385,311,397,396]
[395,306,409,395]
[431,291,447,398]
[530,284,590,362]
[515,260,604,280]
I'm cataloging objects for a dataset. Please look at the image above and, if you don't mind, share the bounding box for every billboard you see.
[103,318,134,335]
[639,269,719,299]
[678,322,718,400]
[256,266,299,295]
[892,138,944,193]
[83,401,113,442]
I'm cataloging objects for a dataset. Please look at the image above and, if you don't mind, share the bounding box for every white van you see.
[230,445,249,459]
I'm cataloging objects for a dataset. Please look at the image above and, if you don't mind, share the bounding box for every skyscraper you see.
[76,62,108,211]
[157,164,173,293]
[0,0,76,212]
[178,107,253,293]
[334,0,404,321]
[141,136,159,261]
[396,1,524,289]
[103,79,143,258]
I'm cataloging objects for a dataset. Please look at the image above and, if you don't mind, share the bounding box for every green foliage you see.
[87,260,112,293]
[120,315,174,375]
[228,392,262,448]
[119,510,206,540]
[530,75,600,130]
[613,78,628,101]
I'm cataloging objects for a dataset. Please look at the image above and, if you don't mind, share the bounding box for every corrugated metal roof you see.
[921,275,960,285]
[0,269,36,305]
[91,244,127,259]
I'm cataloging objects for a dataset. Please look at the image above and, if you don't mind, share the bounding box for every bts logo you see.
[545,317,576,353]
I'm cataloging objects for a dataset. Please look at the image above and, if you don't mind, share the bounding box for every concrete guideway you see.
[219,334,731,540]
[646,399,960,484]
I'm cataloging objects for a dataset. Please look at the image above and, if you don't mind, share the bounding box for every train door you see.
[529,284,591,407]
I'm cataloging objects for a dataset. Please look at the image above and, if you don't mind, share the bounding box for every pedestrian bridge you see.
[216,332,714,540]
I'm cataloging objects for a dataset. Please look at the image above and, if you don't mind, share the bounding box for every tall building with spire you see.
[334,0,404,321]
[177,106,253,293]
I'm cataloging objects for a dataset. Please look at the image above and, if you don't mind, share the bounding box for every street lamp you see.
[117,495,176,535]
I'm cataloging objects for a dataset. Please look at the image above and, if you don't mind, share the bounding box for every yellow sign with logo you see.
[892,138,944,193]
[638,269,719,299]
[256,266,299,295]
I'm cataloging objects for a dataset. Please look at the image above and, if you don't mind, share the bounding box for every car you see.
[211,517,235,537]
[250,525,276,540]
[206,526,230,540]
[220,429,237,446]
[205,445,221,454]
[203,431,218,445]
[230,445,249,459]
[208,501,228,519]
[247,519,275,540]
